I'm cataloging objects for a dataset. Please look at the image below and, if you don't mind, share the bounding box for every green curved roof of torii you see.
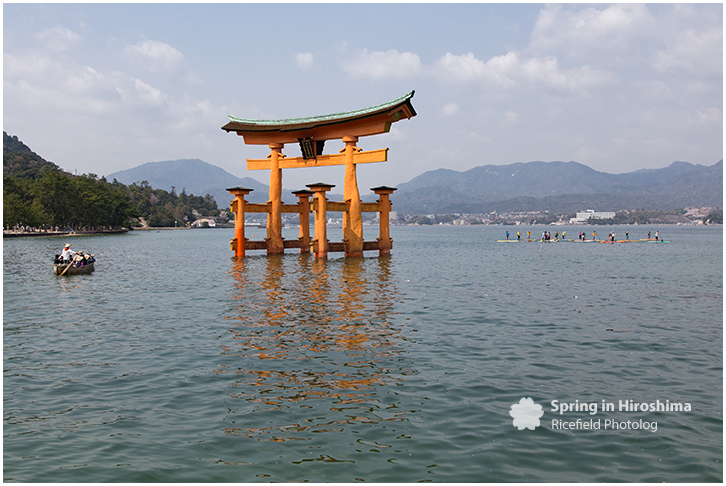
[222,91,416,134]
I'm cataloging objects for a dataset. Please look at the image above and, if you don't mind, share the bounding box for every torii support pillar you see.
[292,189,313,253]
[227,187,253,257]
[267,143,285,255]
[373,186,396,256]
[307,183,334,259]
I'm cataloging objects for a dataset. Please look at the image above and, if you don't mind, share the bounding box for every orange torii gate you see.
[222,91,416,258]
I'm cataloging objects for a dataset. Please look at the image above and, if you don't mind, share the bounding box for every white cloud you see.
[5,52,114,114]
[520,56,568,88]
[528,3,722,81]
[5,44,178,119]
[441,103,460,116]
[125,40,185,74]
[35,26,82,52]
[433,51,611,94]
[503,110,518,125]
[4,44,227,173]
[530,4,654,58]
[652,27,722,76]
[435,52,488,82]
[340,48,421,80]
[295,52,314,70]
[129,78,165,106]
[466,131,491,144]
[3,4,720,182]
[4,52,61,80]
[65,66,105,93]
[378,126,407,142]
[693,107,722,126]
[521,57,612,93]
[167,98,226,133]
[634,80,672,103]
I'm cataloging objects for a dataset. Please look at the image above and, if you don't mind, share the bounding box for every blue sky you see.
[4,3,723,194]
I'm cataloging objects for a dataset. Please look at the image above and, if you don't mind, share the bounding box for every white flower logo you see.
[509,397,544,430]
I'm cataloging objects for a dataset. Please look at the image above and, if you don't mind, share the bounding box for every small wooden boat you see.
[54,261,95,275]
[53,252,96,275]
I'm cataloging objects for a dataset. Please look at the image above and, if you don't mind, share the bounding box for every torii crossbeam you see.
[222,91,416,258]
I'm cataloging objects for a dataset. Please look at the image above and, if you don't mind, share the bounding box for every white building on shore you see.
[570,210,616,224]
[193,218,217,227]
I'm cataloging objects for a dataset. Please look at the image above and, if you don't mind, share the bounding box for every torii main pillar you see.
[343,136,363,257]
[222,91,416,258]
[267,143,284,254]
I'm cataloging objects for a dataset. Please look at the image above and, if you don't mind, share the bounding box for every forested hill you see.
[3,133,219,229]
[3,132,67,179]
[3,132,33,154]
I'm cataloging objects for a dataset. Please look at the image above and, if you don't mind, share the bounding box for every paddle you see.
[59,253,81,276]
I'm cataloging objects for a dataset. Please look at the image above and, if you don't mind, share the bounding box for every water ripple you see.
[4,226,722,481]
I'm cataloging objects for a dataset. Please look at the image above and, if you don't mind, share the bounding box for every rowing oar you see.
[59,254,80,276]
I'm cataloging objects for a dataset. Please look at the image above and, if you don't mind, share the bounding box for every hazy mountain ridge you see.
[13,125,717,221]
[394,160,722,213]
[107,159,270,207]
[107,159,360,207]
[106,157,721,214]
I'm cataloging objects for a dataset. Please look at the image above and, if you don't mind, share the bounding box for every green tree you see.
[3,176,46,228]
[705,211,722,224]
[33,171,75,228]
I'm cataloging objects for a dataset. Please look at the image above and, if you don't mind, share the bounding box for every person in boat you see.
[625,231,629,240]
[648,231,651,239]
[517,231,520,241]
[73,251,94,266]
[655,231,660,241]
[505,230,509,241]
[60,243,76,262]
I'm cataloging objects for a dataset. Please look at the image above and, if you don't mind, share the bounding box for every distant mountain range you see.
[393,160,723,213]
[106,158,722,214]
[107,159,270,207]
[5,128,722,214]
[107,158,357,207]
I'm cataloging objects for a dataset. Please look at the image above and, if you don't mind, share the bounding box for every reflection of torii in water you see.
[222,91,416,258]
[222,256,406,441]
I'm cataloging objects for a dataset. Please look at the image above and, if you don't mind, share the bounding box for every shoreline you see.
[137,225,235,231]
[4,222,718,238]
[3,229,128,238]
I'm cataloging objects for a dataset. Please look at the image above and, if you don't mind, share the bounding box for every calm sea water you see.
[4,225,722,482]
